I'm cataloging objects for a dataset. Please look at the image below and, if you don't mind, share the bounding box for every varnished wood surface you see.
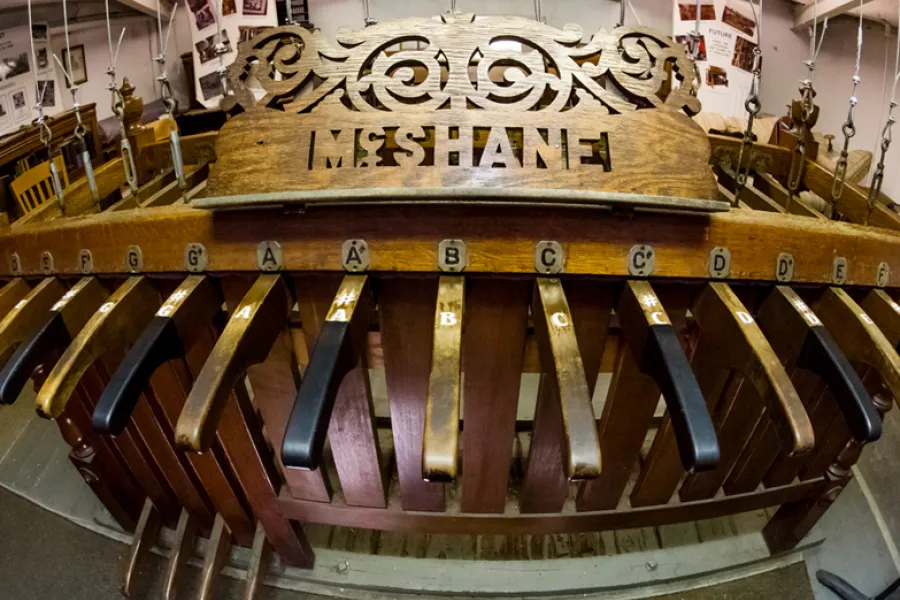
[183,323,315,567]
[278,478,827,535]
[217,276,332,505]
[176,275,290,451]
[460,278,530,513]
[631,283,812,507]
[0,278,66,356]
[379,277,446,512]
[4,205,900,286]
[423,276,465,482]
[35,277,157,419]
[291,274,385,508]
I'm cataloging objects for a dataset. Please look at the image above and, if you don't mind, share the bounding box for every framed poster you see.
[0,95,10,128]
[62,44,87,87]
[37,80,55,107]
[11,88,30,122]
[243,0,267,16]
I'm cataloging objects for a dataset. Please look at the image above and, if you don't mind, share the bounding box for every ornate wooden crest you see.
[197,13,724,211]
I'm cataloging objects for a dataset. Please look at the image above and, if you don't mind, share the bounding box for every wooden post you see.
[764,386,892,552]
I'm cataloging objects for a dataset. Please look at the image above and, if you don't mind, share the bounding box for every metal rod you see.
[830,0,865,207]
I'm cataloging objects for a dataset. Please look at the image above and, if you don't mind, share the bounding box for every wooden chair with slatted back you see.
[9,156,69,216]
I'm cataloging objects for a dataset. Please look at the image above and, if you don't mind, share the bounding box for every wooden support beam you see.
[794,0,879,30]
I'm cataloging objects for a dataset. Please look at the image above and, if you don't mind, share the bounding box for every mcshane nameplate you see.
[198,14,722,211]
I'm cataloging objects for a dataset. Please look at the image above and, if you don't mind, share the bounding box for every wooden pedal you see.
[531,277,601,481]
[198,514,232,600]
[92,275,219,434]
[35,277,159,419]
[713,286,880,496]
[814,287,900,402]
[122,498,163,598]
[0,279,32,320]
[0,277,108,405]
[282,274,373,470]
[632,282,812,507]
[422,275,464,482]
[770,287,880,442]
[176,274,290,452]
[861,290,900,348]
[162,508,199,600]
[617,280,719,471]
[242,523,273,600]
[0,278,66,367]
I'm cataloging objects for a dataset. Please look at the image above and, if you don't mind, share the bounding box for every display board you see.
[186,0,277,108]
[672,0,758,119]
[0,23,64,137]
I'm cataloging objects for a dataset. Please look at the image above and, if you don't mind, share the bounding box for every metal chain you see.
[105,0,138,194]
[27,0,63,205]
[831,2,865,206]
[867,19,900,219]
[155,0,187,190]
[787,10,828,205]
[60,0,98,203]
[732,0,763,203]
[686,0,703,96]
[733,46,763,202]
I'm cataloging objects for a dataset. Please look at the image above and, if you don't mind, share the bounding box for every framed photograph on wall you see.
[37,80,55,107]
[11,89,30,122]
[242,0,267,16]
[62,45,87,87]
[0,95,10,128]
[36,47,49,71]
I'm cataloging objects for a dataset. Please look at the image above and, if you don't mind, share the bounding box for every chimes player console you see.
[1,12,899,598]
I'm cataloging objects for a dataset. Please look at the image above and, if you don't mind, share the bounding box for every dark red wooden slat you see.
[379,277,445,512]
[293,274,385,509]
[461,278,530,514]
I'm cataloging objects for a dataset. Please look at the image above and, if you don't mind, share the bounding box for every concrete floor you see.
[0,487,820,600]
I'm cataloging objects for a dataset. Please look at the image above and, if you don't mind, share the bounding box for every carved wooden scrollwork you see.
[224,13,700,116]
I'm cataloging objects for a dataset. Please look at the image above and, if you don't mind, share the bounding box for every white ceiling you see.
[793,0,900,27]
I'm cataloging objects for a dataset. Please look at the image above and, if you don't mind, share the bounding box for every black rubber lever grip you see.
[0,312,70,405]
[92,317,185,435]
[282,320,356,469]
[797,326,881,443]
[643,325,720,472]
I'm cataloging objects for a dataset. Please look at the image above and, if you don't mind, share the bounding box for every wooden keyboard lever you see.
[422,276,464,482]
[695,283,813,454]
[816,287,900,402]
[0,278,66,362]
[533,278,601,480]
[758,287,880,443]
[36,277,159,419]
[618,281,719,471]
[93,276,219,435]
[862,289,900,350]
[0,278,108,405]
[282,275,372,470]
[176,274,290,452]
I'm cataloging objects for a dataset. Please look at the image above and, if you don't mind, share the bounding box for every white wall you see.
[48,14,194,122]
[0,24,65,137]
